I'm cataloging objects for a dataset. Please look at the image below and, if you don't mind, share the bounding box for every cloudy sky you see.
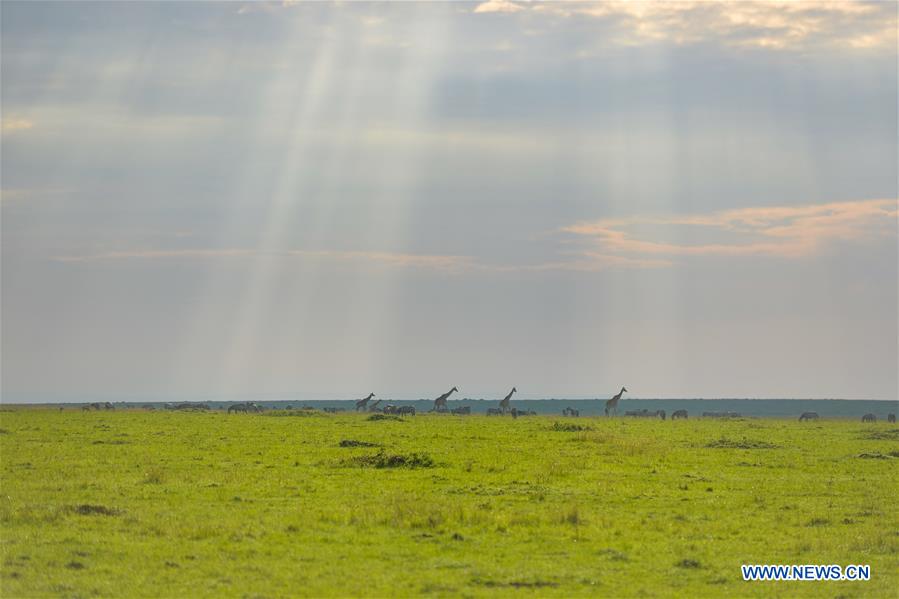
[2,1,896,401]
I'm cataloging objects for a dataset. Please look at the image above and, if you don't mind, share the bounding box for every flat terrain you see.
[1,409,897,598]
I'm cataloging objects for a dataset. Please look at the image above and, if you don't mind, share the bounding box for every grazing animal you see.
[624,409,665,420]
[671,409,688,420]
[355,393,376,412]
[487,408,502,416]
[798,412,819,422]
[605,387,627,416]
[702,411,742,419]
[499,387,517,414]
[431,387,458,413]
[397,406,416,416]
[228,403,249,414]
[562,407,579,417]
[323,407,345,413]
[888,413,896,424]
[382,404,398,415]
[368,399,383,413]
[173,402,210,411]
[511,408,536,418]
[451,406,471,415]
[861,413,877,423]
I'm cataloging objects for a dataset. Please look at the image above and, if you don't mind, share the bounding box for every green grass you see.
[1,409,897,597]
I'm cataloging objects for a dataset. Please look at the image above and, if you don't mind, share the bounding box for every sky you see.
[1,1,897,401]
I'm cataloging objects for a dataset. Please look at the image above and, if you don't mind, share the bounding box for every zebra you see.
[228,403,249,414]
[486,408,502,416]
[861,413,877,423]
[562,407,579,417]
[511,408,536,418]
[451,406,471,415]
[888,413,896,424]
[625,409,666,420]
[397,406,416,416]
[798,412,819,422]
[382,404,399,415]
[671,409,688,420]
[702,411,741,419]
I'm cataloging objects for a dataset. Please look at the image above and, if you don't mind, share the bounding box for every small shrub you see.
[367,414,403,422]
[857,452,892,459]
[860,429,899,441]
[339,439,381,448]
[807,518,830,527]
[598,549,629,562]
[68,504,121,516]
[676,559,702,569]
[350,451,434,469]
[561,505,582,525]
[550,422,593,432]
[142,468,165,484]
[705,437,779,449]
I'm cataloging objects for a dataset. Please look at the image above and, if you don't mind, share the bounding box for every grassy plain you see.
[1,409,897,598]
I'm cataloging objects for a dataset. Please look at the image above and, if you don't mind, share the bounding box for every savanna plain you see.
[1,409,897,598]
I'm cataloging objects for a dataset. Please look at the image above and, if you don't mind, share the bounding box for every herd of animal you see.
[74,387,897,423]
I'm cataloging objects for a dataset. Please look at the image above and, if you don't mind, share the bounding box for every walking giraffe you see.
[499,387,517,414]
[355,393,375,412]
[604,386,627,416]
[431,387,458,412]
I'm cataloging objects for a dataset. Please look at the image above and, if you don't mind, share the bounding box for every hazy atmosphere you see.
[2,1,897,401]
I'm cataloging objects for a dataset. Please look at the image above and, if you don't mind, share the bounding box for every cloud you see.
[502,1,897,50]
[49,200,897,274]
[1,117,34,134]
[473,0,525,15]
[561,198,898,263]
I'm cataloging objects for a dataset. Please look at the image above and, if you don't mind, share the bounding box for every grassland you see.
[1,409,897,598]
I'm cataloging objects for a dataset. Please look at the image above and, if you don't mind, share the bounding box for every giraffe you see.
[367,399,383,413]
[431,387,458,412]
[499,387,517,414]
[355,393,375,412]
[604,386,627,416]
